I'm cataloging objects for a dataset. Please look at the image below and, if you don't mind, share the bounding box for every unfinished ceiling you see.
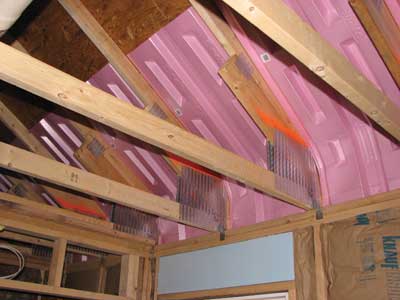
[0,0,399,245]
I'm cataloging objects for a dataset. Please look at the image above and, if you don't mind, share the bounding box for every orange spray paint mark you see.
[255,108,308,147]
[56,197,107,219]
[167,153,222,180]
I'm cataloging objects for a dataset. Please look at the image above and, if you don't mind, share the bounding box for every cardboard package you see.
[322,208,400,300]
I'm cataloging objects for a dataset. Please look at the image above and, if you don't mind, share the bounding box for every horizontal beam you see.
[0,279,127,300]
[0,208,150,255]
[156,188,400,256]
[0,142,182,221]
[0,42,310,210]
[221,0,400,142]
[0,97,107,218]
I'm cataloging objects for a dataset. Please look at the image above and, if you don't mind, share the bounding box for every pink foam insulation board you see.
[220,0,400,204]
[29,2,400,243]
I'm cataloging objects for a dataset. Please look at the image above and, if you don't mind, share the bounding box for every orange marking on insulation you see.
[55,197,107,219]
[255,108,307,147]
[167,153,222,179]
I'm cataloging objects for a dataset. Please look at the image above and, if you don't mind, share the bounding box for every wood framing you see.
[221,0,400,142]
[313,225,327,300]
[0,98,107,217]
[0,142,182,220]
[0,142,217,231]
[0,207,151,256]
[48,238,67,287]
[58,0,182,174]
[156,188,400,256]
[74,132,151,192]
[220,55,306,145]
[119,254,140,299]
[191,0,300,143]
[0,279,127,300]
[0,192,153,244]
[0,41,311,210]
[57,0,180,126]
[350,0,400,88]
[158,281,295,300]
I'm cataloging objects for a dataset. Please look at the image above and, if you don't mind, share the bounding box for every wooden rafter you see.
[58,0,182,174]
[0,42,311,210]
[349,0,400,88]
[221,0,400,142]
[191,0,301,144]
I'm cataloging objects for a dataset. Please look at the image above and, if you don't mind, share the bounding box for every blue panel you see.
[158,233,294,294]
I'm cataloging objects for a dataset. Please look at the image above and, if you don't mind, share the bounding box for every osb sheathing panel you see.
[11,0,190,81]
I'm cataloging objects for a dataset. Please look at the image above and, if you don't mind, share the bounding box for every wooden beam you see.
[191,0,301,143]
[0,42,311,210]
[58,0,182,173]
[220,55,306,145]
[0,143,217,231]
[119,254,140,299]
[0,98,107,218]
[74,132,151,192]
[221,0,400,142]
[48,238,67,287]
[0,142,182,221]
[0,279,128,300]
[313,224,327,300]
[349,0,400,88]
[156,188,400,256]
[57,0,180,126]
[158,281,295,300]
[0,209,151,255]
[0,192,154,245]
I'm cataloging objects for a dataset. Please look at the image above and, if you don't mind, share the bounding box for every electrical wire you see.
[0,244,25,279]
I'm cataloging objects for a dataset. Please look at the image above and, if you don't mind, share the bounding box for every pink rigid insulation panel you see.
[28,2,400,243]
[129,8,303,242]
[219,0,400,205]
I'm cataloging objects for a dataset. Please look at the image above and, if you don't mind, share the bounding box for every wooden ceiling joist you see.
[0,142,183,222]
[0,192,155,245]
[221,0,400,142]
[0,142,217,231]
[0,98,107,217]
[0,279,127,300]
[0,42,311,210]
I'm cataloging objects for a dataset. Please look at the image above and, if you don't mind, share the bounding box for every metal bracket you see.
[316,208,324,220]
[218,224,225,241]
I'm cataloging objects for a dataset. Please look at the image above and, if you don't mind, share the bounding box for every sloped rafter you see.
[191,0,301,143]
[0,42,311,210]
[349,0,400,88]
[58,0,182,174]
[221,0,400,142]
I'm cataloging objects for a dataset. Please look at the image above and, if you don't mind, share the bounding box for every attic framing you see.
[0,0,399,299]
